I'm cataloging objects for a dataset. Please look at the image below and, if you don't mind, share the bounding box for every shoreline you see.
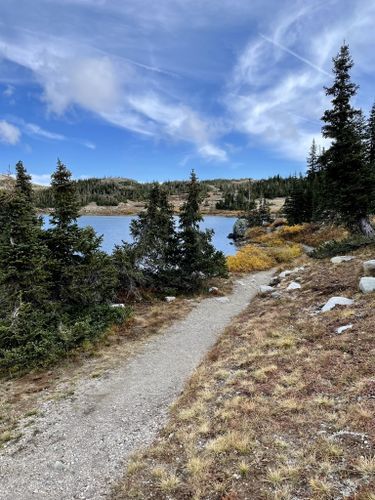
[38,207,243,218]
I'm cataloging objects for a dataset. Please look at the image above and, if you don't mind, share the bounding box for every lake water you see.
[42,215,238,256]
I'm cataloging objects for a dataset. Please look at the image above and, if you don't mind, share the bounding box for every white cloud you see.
[26,123,66,140]
[31,173,51,186]
[0,120,21,144]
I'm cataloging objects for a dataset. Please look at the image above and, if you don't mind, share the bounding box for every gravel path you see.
[0,270,273,500]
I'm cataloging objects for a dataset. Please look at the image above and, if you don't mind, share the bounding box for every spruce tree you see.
[128,183,180,291]
[46,160,116,307]
[178,170,227,291]
[321,44,375,236]
[368,102,375,165]
[306,139,319,177]
[0,163,52,370]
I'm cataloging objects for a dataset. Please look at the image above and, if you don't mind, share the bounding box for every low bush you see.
[227,245,275,273]
[311,236,375,259]
[227,240,302,273]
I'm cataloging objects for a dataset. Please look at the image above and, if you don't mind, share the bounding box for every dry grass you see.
[113,247,375,499]
[0,296,195,441]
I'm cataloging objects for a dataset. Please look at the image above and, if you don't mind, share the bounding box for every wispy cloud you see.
[0,0,375,167]
[259,34,331,77]
[0,120,21,144]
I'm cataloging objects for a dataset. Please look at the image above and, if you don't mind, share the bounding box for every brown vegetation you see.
[114,248,375,499]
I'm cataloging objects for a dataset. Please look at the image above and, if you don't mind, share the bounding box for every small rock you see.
[208,287,219,293]
[363,260,375,276]
[216,297,230,303]
[111,303,125,308]
[321,296,354,313]
[259,285,274,294]
[279,270,292,278]
[287,281,301,291]
[165,296,176,303]
[336,324,353,334]
[271,291,282,299]
[330,256,355,264]
[269,276,280,286]
[359,276,375,294]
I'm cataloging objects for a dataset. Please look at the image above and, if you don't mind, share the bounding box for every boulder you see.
[363,260,375,276]
[165,296,176,303]
[287,281,301,291]
[231,218,248,240]
[331,256,355,264]
[336,324,353,334]
[321,296,354,313]
[359,277,375,294]
[259,285,274,294]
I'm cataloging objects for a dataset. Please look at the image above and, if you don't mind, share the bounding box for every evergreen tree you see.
[321,44,375,236]
[307,139,319,177]
[0,163,49,316]
[128,183,180,291]
[46,160,116,307]
[178,171,227,291]
[15,161,33,201]
[368,102,375,166]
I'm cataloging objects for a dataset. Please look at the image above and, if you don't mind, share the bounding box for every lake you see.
[43,215,238,256]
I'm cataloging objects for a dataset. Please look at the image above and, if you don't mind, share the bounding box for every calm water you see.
[43,215,237,256]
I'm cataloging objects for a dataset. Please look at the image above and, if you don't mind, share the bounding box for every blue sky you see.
[0,0,374,183]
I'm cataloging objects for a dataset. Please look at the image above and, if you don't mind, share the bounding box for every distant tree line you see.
[34,175,294,210]
[284,44,375,236]
[0,164,226,374]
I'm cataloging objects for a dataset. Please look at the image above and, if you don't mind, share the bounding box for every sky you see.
[0,0,374,184]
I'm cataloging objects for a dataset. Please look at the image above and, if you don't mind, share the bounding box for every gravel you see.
[0,270,273,500]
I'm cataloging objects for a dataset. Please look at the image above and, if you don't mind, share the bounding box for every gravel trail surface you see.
[0,270,273,500]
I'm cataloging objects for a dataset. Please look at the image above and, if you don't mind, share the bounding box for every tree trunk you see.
[358,216,375,237]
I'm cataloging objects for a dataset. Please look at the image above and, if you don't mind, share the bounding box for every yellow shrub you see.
[267,243,302,263]
[244,227,267,240]
[227,245,275,273]
[278,224,307,238]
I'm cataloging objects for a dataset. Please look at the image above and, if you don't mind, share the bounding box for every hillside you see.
[32,175,292,216]
[114,247,375,499]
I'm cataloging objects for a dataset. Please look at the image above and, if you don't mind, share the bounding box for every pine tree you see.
[321,44,375,236]
[178,171,227,291]
[46,160,116,307]
[307,139,319,177]
[128,183,180,291]
[0,163,49,316]
[368,102,375,165]
[15,161,33,201]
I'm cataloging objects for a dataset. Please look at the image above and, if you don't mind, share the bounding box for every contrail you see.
[260,33,331,77]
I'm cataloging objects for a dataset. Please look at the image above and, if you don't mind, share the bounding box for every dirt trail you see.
[0,270,273,500]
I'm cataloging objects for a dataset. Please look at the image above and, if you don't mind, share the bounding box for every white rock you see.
[208,287,219,293]
[279,270,292,278]
[259,285,274,294]
[336,324,353,334]
[216,297,230,303]
[363,260,375,275]
[271,291,282,299]
[359,276,375,294]
[330,256,355,264]
[321,296,354,313]
[287,281,301,291]
[165,296,176,303]
[111,303,125,308]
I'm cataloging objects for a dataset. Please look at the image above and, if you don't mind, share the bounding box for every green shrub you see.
[311,236,375,259]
